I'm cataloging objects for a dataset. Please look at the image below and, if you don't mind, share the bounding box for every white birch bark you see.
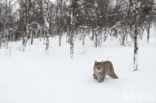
[133,0,141,71]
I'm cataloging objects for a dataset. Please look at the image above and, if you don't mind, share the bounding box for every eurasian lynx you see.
[93,61,118,82]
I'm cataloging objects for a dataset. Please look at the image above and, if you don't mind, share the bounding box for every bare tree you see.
[69,0,77,58]
[133,0,141,71]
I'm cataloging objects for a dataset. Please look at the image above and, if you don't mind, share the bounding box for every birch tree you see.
[45,0,50,50]
[133,0,141,71]
[69,0,77,58]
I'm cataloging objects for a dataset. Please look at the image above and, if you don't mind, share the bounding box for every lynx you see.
[93,61,118,82]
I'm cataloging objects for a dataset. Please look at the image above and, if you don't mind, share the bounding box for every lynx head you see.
[94,61,103,72]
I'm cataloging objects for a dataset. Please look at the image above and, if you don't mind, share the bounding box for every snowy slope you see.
[0,35,156,103]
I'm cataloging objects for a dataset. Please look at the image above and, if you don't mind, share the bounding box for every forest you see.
[0,0,156,68]
[0,0,156,103]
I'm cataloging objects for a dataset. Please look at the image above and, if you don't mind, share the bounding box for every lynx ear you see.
[95,60,97,64]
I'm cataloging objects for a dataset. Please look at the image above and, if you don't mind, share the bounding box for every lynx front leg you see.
[97,77,104,82]
[97,74,105,83]
[93,73,97,80]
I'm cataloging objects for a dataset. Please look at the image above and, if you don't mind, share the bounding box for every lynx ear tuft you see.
[95,60,97,64]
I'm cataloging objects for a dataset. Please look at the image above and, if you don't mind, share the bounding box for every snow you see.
[0,35,156,103]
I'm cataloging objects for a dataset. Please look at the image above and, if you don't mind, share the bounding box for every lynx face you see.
[93,61,105,82]
[94,62,103,73]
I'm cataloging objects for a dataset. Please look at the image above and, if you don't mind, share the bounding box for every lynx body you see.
[93,61,118,82]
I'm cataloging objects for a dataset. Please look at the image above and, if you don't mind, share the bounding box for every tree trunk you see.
[70,0,77,58]
[133,24,139,71]
[45,31,49,50]
[45,0,50,50]
[31,31,33,45]
[82,28,86,46]
[121,35,126,46]
[82,35,85,46]
[133,0,140,71]
[22,34,26,47]
[121,26,127,46]
[0,38,2,48]
[70,31,74,58]
[59,34,62,47]
[91,25,94,41]
[147,23,150,43]
[95,31,98,47]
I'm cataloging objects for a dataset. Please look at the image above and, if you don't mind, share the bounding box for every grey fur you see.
[93,61,118,82]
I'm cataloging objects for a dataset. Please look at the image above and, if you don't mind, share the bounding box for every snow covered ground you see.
[0,35,156,103]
